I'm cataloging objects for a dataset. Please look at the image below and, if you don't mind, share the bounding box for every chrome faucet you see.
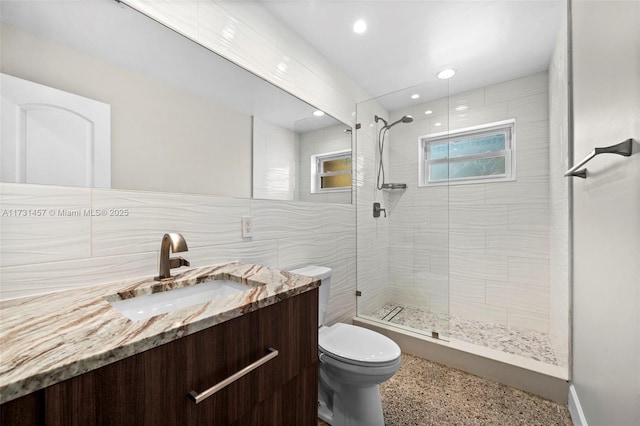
[156,233,190,280]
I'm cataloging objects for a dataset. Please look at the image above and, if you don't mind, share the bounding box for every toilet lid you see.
[319,323,401,363]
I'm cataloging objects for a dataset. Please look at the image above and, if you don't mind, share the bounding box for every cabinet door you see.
[0,390,44,426]
[230,363,318,426]
[44,289,318,425]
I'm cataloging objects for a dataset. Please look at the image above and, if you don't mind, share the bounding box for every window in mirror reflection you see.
[311,150,352,193]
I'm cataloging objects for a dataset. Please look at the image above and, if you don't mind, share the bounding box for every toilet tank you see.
[289,265,331,327]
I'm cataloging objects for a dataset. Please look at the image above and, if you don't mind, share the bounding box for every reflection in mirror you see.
[0,0,352,203]
[253,114,352,203]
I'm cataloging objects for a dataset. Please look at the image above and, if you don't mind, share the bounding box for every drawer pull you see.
[188,347,279,404]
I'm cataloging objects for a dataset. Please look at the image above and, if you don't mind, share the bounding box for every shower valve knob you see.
[373,202,386,218]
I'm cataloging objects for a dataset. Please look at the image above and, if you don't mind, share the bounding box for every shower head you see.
[386,115,414,129]
[375,114,413,130]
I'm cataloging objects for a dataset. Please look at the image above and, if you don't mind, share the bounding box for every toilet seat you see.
[319,323,401,366]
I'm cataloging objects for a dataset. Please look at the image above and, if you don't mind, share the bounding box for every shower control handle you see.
[373,202,386,218]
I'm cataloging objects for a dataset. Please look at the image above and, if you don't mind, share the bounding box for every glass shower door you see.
[355,80,450,341]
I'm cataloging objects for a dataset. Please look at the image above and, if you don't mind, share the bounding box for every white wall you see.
[385,73,552,334]
[0,1,363,326]
[571,1,640,424]
[252,117,299,201]
[1,23,252,198]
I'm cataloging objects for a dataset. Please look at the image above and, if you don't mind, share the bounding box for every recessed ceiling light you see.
[411,94,420,100]
[353,19,367,34]
[434,122,442,127]
[424,110,433,115]
[437,69,456,79]
[277,63,287,72]
[313,110,325,117]
[455,105,468,111]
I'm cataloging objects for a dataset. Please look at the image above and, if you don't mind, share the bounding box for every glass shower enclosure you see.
[355,54,570,372]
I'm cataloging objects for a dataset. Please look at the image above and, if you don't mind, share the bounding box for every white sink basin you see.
[109,279,251,321]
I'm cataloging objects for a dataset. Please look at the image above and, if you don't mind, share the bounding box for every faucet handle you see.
[169,256,190,269]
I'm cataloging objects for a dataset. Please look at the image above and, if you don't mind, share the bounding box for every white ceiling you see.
[260,0,566,110]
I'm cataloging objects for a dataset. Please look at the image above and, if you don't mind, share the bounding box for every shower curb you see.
[353,317,570,404]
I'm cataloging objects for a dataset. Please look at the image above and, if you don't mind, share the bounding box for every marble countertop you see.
[0,262,319,404]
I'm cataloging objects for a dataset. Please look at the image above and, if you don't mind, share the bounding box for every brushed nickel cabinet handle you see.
[188,347,279,404]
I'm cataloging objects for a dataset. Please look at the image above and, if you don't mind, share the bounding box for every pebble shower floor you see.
[370,303,559,365]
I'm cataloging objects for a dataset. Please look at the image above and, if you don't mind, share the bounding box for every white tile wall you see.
[449,252,509,282]
[91,189,251,256]
[485,230,549,259]
[449,274,486,304]
[450,299,508,326]
[384,72,552,333]
[251,199,322,241]
[0,183,92,267]
[0,182,357,325]
[508,204,550,231]
[186,240,279,269]
[449,206,509,230]
[486,280,550,316]
[508,256,550,286]
[0,252,157,300]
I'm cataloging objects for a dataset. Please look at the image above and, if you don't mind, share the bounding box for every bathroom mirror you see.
[0,0,352,204]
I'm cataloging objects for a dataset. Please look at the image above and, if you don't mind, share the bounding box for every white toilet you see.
[290,265,401,426]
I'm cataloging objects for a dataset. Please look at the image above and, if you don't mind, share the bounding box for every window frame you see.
[418,119,516,186]
[310,149,352,194]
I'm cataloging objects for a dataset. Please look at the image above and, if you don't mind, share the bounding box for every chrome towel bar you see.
[188,347,279,404]
[565,139,634,178]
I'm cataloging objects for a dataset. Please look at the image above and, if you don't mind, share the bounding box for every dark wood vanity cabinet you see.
[1,289,318,426]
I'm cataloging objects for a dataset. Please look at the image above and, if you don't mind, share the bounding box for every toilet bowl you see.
[289,265,401,426]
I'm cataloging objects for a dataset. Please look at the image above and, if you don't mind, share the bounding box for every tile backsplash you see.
[0,182,356,326]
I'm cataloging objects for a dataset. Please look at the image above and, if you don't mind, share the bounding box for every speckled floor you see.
[318,353,572,426]
[369,304,559,365]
